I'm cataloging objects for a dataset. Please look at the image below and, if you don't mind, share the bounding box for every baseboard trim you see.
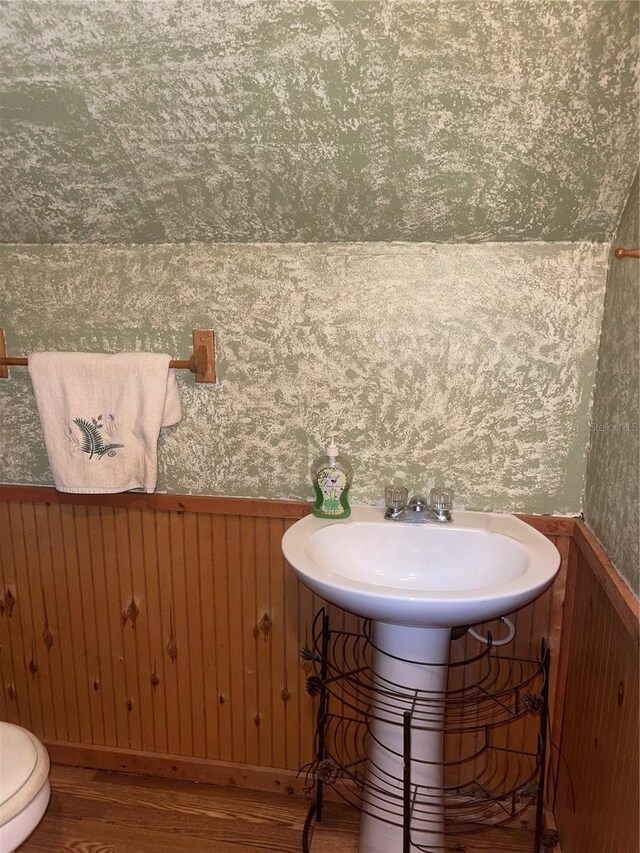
[45,741,309,797]
[544,808,563,852]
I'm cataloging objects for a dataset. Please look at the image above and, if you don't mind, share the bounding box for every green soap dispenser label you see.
[313,466,351,519]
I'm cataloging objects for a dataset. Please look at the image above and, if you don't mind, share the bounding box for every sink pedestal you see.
[360,623,451,853]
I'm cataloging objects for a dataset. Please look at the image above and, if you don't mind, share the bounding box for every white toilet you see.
[0,723,51,852]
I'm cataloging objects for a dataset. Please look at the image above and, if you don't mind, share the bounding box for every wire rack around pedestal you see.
[301,608,550,853]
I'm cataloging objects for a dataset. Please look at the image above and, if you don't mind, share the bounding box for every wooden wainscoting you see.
[552,523,639,853]
[0,486,573,798]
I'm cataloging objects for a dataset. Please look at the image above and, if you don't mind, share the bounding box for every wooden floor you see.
[311,803,538,853]
[22,765,538,852]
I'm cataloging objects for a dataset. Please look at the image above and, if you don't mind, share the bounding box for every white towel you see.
[28,352,181,494]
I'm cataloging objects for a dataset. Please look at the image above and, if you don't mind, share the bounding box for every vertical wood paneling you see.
[546,534,571,722]
[226,514,247,763]
[195,514,217,760]
[127,508,154,753]
[98,508,130,747]
[269,517,288,770]
[254,515,273,768]
[0,494,571,785]
[211,512,232,763]
[284,528,302,770]
[70,507,98,744]
[30,504,64,741]
[113,506,141,750]
[140,508,167,754]
[183,511,206,758]
[83,507,114,746]
[9,502,45,736]
[167,509,193,756]
[155,510,180,755]
[240,515,258,764]
[0,506,28,727]
[553,535,639,853]
[50,505,79,742]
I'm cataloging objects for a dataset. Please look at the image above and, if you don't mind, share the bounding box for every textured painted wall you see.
[0,242,607,512]
[585,173,639,594]
[0,0,637,244]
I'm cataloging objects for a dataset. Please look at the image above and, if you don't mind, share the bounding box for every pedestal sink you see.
[282,506,560,853]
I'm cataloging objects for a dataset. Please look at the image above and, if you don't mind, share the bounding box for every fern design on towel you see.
[72,414,124,460]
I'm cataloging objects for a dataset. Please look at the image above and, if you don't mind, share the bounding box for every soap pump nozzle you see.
[325,430,340,463]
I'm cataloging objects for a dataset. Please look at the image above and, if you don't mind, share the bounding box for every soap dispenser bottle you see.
[312,431,352,519]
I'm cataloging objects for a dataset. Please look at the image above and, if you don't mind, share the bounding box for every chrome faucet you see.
[384,485,454,523]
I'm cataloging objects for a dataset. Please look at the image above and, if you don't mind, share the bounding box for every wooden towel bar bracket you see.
[614,247,640,259]
[0,328,216,383]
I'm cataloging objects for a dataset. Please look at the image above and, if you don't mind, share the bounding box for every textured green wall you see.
[0,242,606,511]
[0,0,637,243]
[585,173,639,594]
[0,2,630,513]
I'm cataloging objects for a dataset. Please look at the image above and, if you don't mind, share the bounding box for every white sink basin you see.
[282,506,560,627]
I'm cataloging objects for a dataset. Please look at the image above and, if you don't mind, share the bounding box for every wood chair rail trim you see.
[0,484,576,532]
[573,522,639,642]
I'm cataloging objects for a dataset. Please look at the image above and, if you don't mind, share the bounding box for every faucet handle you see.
[430,487,454,512]
[385,485,408,512]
